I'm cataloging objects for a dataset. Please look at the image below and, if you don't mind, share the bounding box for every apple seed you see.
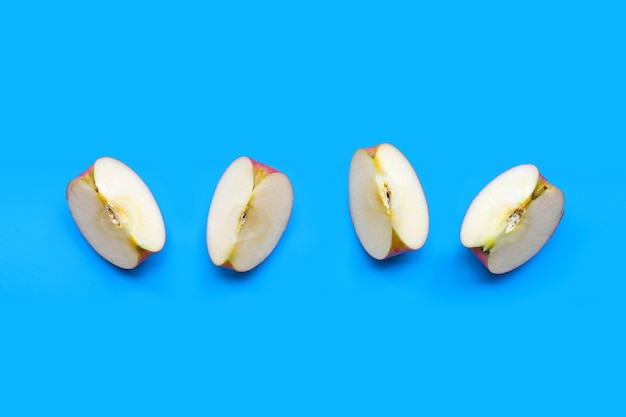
[381,180,392,215]
[104,204,121,227]
[505,209,525,233]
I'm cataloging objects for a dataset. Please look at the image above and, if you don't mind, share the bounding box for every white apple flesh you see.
[206,156,293,272]
[348,143,429,260]
[66,157,166,269]
[460,164,564,274]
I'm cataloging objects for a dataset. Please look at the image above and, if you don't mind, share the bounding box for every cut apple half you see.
[348,143,429,260]
[460,164,565,274]
[206,156,294,272]
[66,156,166,269]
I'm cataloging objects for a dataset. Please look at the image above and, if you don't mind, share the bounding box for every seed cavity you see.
[104,204,121,227]
[381,180,392,215]
[505,209,525,233]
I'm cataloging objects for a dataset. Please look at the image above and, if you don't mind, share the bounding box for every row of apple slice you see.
[349,144,565,274]
[66,155,292,272]
[66,144,564,274]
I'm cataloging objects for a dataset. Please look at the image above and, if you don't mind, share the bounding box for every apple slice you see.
[66,157,166,269]
[348,143,429,260]
[460,164,565,274]
[206,156,293,272]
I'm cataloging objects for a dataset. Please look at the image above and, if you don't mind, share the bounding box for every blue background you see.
[1,1,625,415]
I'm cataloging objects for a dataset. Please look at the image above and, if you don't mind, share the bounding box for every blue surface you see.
[1,1,625,415]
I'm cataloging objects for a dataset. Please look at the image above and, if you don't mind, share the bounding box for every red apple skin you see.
[66,159,159,269]
[77,164,95,180]
[363,145,379,158]
[220,259,235,271]
[135,248,158,267]
[66,164,94,200]
[384,230,412,258]
[250,158,279,176]
[250,158,281,193]
[470,247,490,269]
[386,246,411,259]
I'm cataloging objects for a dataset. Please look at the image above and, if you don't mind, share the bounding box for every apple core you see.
[381,180,392,215]
[505,209,525,233]
[104,204,122,227]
